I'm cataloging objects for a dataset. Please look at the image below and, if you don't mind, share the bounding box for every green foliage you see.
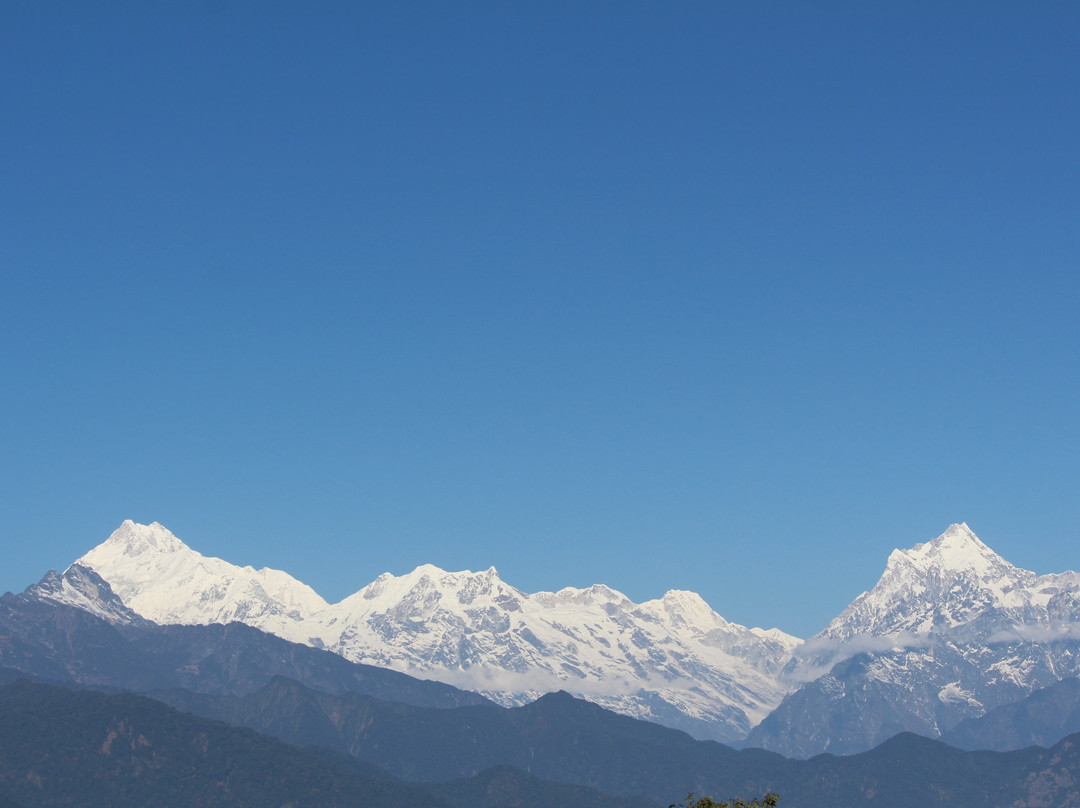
[670,792,779,808]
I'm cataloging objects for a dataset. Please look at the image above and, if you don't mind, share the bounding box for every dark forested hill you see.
[0,679,442,807]
[0,680,650,808]
[148,676,1080,807]
[942,677,1080,751]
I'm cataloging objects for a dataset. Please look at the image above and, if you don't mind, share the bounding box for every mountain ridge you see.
[63,519,1080,755]
[1,564,491,710]
[74,520,800,742]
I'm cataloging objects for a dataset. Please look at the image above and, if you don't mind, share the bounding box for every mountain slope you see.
[76,520,800,742]
[0,564,489,709]
[747,523,1080,757]
[77,520,330,637]
[942,677,1080,751]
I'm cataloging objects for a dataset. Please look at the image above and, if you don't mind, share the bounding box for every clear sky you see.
[2,2,1078,639]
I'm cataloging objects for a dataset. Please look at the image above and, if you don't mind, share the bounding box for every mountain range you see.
[8,527,1080,806]
[66,520,1080,756]
[73,520,799,742]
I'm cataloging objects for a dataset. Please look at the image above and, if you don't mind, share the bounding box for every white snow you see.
[937,681,981,708]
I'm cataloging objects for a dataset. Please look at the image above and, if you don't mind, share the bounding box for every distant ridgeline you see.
[8,519,1080,767]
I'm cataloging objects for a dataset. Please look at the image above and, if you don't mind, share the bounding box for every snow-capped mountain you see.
[74,520,801,742]
[747,523,1080,756]
[77,520,330,637]
[822,523,1079,639]
[28,562,147,626]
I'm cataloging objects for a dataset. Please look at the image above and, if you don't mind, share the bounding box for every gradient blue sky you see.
[2,2,1078,638]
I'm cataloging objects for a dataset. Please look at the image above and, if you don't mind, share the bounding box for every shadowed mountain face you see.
[942,677,1080,751]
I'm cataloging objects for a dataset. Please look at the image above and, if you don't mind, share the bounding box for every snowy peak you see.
[101,519,187,557]
[25,564,145,625]
[348,563,524,612]
[535,583,633,609]
[641,590,729,632]
[887,522,1015,577]
[76,521,329,633]
[818,523,1062,643]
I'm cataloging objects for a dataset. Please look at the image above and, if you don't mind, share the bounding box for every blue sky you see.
[2,2,1078,638]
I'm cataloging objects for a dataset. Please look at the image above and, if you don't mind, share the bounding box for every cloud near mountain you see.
[787,631,932,682]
